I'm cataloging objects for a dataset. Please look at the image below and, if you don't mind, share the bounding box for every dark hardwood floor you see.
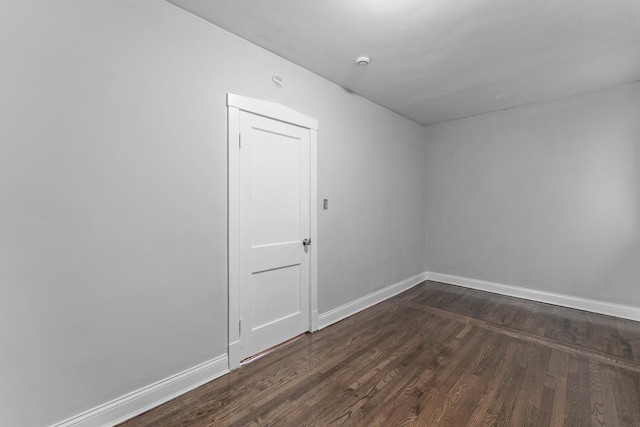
[120,281,640,426]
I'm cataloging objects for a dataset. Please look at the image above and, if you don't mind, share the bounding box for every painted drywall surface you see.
[0,1,425,425]
[425,82,640,307]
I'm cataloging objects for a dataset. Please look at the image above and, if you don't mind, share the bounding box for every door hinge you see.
[239,319,242,335]
[239,133,242,149]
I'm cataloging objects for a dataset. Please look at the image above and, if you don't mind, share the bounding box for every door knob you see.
[302,238,311,246]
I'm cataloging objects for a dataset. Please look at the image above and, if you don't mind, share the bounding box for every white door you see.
[238,110,311,360]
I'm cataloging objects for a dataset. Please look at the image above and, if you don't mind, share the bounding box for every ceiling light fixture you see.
[355,56,370,67]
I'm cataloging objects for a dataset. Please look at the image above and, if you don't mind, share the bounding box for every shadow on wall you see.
[604,242,640,306]
[601,115,640,308]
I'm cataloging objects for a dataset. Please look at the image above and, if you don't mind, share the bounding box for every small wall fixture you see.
[355,56,370,67]
[272,75,284,88]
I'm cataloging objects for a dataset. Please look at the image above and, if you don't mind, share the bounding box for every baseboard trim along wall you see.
[52,355,229,427]
[427,271,640,322]
[318,272,428,329]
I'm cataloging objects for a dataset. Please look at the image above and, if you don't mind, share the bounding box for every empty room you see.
[2,1,640,426]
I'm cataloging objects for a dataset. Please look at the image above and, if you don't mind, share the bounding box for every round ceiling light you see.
[355,56,370,67]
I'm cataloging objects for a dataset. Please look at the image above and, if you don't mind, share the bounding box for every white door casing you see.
[227,94,318,369]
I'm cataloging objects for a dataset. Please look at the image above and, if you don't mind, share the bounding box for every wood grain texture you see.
[120,281,640,426]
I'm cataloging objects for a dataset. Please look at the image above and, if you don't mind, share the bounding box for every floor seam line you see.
[405,300,640,373]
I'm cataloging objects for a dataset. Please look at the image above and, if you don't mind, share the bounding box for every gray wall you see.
[0,1,425,426]
[425,82,640,307]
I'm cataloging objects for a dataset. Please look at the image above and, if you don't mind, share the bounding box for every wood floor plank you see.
[120,281,640,427]
[589,359,607,427]
[546,349,571,427]
[297,319,472,426]
[399,328,493,425]
[419,281,640,366]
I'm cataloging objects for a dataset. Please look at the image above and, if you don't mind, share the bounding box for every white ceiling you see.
[167,0,640,126]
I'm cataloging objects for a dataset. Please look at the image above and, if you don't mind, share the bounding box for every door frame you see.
[227,93,318,370]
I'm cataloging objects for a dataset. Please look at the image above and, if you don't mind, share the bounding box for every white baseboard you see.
[318,272,428,329]
[310,309,319,332]
[52,355,229,427]
[427,271,640,322]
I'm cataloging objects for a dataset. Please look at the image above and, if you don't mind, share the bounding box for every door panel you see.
[251,266,301,328]
[250,128,301,246]
[239,111,310,360]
